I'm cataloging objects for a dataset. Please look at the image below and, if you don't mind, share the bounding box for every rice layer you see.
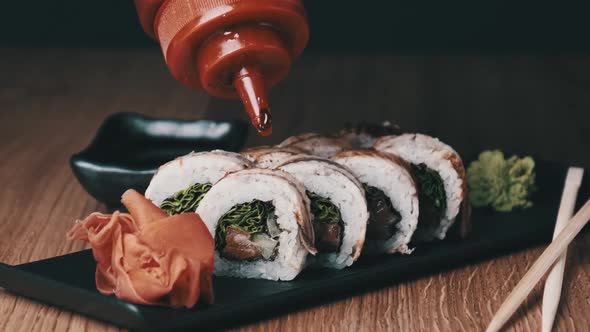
[145,150,252,207]
[276,156,368,269]
[374,134,466,240]
[196,169,314,281]
[333,150,419,254]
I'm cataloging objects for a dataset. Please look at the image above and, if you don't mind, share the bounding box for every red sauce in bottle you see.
[133,0,309,136]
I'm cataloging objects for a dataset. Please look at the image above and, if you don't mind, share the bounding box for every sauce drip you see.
[257,109,273,135]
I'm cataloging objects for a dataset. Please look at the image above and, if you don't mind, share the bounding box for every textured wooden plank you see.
[1,48,590,331]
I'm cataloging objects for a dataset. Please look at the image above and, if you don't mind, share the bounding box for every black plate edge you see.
[4,221,553,332]
[0,261,149,331]
[156,226,555,331]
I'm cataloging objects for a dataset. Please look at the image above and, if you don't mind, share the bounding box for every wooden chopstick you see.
[542,167,584,332]
[486,198,590,332]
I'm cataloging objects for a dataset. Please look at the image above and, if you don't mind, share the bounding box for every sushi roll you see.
[145,150,252,215]
[373,133,470,241]
[337,121,402,148]
[241,146,305,168]
[275,156,368,269]
[333,150,419,254]
[196,168,316,281]
[279,133,351,158]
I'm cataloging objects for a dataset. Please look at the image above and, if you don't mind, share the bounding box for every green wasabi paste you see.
[467,150,536,212]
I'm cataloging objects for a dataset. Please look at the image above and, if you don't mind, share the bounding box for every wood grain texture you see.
[1,48,590,332]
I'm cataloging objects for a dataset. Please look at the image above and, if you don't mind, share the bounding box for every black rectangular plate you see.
[1,161,589,332]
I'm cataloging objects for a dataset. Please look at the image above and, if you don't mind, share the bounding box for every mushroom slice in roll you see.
[241,146,306,168]
[276,156,368,269]
[145,150,252,215]
[197,168,316,281]
[333,150,419,254]
[373,133,470,241]
[279,133,352,158]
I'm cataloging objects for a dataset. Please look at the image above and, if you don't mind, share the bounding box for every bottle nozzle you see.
[233,67,273,136]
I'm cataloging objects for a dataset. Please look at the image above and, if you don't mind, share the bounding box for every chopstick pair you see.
[541,168,584,332]
[486,167,586,332]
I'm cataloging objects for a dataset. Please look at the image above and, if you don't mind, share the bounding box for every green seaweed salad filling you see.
[160,183,212,215]
[215,200,278,251]
[306,191,342,225]
[412,163,447,221]
[307,191,344,252]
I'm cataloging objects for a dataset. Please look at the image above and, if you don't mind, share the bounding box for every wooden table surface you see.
[1,48,589,332]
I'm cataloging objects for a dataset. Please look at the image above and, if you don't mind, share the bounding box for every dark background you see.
[1,1,590,166]
[2,1,590,52]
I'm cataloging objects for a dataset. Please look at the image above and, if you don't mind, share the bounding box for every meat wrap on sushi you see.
[373,133,470,241]
[241,146,305,168]
[145,150,252,215]
[337,121,402,149]
[196,169,316,281]
[279,133,351,158]
[275,156,368,269]
[333,150,419,254]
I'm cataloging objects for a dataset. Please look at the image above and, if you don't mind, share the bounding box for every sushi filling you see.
[215,200,279,261]
[160,183,212,215]
[411,163,447,229]
[363,184,401,240]
[307,191,344,252]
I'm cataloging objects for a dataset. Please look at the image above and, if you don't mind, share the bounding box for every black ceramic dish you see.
[1,162,588,331]
[70,112,248,208]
